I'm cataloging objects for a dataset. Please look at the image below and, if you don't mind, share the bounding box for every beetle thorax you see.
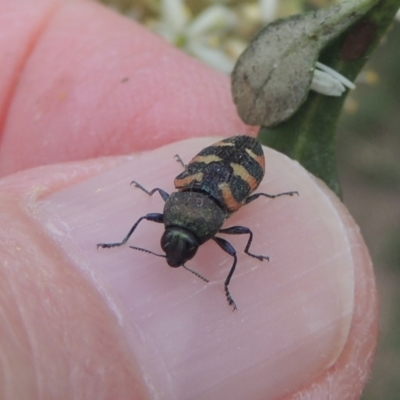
[163,191,226,245]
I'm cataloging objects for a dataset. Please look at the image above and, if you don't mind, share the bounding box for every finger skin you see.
[289,178,378,400]
[0,138,378,399]
[0,0,378,398]
[0,0,254,176]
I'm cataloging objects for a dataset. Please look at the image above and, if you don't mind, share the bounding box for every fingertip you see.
[0,137,377,399]
[0,0,254,176]
[30,137,376,399]
[289,179,378,400]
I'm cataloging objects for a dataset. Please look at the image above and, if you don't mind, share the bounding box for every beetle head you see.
[161,227,199,267]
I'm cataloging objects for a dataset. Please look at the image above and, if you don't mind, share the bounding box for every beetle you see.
[97,136,298,310]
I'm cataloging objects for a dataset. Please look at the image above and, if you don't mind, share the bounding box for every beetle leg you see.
[97,213,164,249]
[174,154,186,168]
[245,190,299,204]
[213,236,238,311]
[131,181,170,201]
[219,226,269,261]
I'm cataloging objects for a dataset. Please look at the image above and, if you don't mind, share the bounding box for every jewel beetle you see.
[97,136,298,310]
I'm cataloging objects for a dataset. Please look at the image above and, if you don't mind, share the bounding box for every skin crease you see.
[0,1,378,399]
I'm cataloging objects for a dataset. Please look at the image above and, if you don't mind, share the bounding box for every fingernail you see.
[36,138,354,399]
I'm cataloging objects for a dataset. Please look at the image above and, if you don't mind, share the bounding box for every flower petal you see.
[315,62,356,90]
[161,0,189,35]
[311,69,346,96]
[259,0,278,22]
[186,5,237,38]
[186,41,235,73]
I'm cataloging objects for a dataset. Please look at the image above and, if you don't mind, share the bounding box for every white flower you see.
[259,0,278,22]
[310,62,356,96]
[156,0,238,73]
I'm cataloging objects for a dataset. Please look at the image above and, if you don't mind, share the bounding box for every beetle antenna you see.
[182,265,209,283]
[130,246,209,283]
[130,246,166,258]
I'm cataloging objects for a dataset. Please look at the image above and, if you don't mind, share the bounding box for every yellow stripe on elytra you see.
[245,148,265,170]
[174,172,203,189]
[191,155,222,164]
[214,140,235,147]
[218,183,242,212]
[230,163,258,190]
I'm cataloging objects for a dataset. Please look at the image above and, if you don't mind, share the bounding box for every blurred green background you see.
[98,1,400,398]
[338,20,400,400]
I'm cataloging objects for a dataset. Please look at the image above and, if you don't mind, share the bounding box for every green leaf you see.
[231,0,378,127]
[257,0,400,196]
